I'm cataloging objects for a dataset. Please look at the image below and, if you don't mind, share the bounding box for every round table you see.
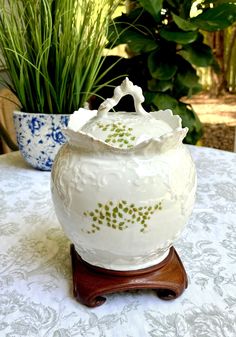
[0,146,235,337]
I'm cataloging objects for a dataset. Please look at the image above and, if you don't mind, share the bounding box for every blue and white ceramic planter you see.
[13,111,69,171]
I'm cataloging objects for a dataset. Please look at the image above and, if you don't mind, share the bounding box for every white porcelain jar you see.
[51,78,196,271]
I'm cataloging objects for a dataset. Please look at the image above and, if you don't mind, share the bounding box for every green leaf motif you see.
[160,29,198,44]
[191,3,236,32]
[97,121,136,148]
[172,13,197,31]
[138,0,163,19]
[83,200,163,233]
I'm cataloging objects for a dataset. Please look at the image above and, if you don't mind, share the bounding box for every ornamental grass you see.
[0,0,121,114]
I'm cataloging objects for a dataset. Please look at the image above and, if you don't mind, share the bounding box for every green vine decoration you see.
[97,121,136,148]
[83,200,163,234]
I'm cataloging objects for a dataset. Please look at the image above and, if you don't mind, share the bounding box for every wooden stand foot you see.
[70,244,188,307]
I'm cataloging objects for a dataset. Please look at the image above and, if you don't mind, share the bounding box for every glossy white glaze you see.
[51,78,197,271]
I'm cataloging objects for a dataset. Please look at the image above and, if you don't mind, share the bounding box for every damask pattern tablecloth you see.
[0,146,236,337]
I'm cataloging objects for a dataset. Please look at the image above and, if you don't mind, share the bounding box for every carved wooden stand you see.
[70,244,188,307]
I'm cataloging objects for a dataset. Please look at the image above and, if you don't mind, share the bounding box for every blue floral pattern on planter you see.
[13,112,70,171]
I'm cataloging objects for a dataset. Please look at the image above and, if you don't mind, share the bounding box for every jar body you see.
[51,143,196,271]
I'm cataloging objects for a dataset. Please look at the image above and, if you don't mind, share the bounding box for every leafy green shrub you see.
[101,0,236,144]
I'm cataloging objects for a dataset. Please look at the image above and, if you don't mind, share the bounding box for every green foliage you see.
[0,0,120,114]
[105,0,236,144]
[192,3,236,31]
[138,0,163,19]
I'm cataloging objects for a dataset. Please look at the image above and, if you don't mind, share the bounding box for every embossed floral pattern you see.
[0,147,236,337]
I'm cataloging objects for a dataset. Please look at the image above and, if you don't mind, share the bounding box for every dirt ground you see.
[185,92,236,152]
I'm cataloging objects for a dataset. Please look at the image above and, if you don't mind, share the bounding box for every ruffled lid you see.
[65,78,188,154]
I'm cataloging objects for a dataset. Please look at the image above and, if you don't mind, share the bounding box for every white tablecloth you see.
[0,146,236,337]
